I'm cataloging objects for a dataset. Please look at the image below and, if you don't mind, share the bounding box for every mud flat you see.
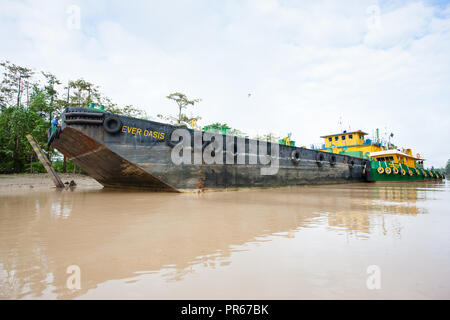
[0,173,102,193]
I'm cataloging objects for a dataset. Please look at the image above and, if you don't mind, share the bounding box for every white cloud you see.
[0,0,449,167]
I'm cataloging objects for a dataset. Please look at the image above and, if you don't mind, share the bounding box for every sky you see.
[0,0,449,167]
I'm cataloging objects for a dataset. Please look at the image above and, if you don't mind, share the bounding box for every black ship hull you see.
[51,107,369,192]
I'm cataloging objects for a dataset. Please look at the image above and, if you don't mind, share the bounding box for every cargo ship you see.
[318,130,445,182]
[49,107,370,192]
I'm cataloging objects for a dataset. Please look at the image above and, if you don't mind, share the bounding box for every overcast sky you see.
[1,0,449,167]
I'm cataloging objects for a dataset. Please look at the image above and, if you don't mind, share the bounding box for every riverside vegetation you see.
[0,60,150,174]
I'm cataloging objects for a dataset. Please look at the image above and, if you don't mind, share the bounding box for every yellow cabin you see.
[319,130,385,159]
[369,149,423,169]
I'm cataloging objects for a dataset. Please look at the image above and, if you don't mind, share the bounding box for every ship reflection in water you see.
[0,182,449,299]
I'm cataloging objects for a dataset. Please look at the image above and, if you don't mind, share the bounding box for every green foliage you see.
[205,122,231,131]
[0,105,47,173]
[52,160,82,173]
[157,113,202,128]
[26,161,46,173]
[166,92,201,125]
[0,60,148,174]
[446,159,450,176]
[0,60,34,108]
[203,122,246,136]
[115,104,147,119]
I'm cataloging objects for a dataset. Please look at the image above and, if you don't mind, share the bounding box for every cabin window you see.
[328,137,332,142]
[342,136,346,140]
[349,134,353,139]
[335,137,339,141]
[376,156,394,162]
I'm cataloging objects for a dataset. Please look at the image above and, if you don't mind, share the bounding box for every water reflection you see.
[0,181,447,299]
[324,183,440,239]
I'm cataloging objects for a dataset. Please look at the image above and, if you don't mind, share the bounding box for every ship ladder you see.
[26,134,65,188]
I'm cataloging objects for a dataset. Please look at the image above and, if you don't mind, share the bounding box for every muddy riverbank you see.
[0,173,102,192]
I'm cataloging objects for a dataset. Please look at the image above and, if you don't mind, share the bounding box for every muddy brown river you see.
[0,180,449,299]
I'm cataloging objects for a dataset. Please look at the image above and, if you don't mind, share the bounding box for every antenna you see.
[338,116,343,133]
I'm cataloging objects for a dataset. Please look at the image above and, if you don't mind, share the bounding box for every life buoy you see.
[385,167,392,175]
[429,171,433,178]
[408,170,413,176]
[291,150,301,164]
[401,169,406,176]
[416,169,420,175]
[423,171,427,177]
[377,167,384,174]
[393,167,399,175]
[103,116,122,134]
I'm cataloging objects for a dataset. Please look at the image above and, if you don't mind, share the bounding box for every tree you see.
[120,105,147,118]
[166,92,201,125]
[446,159,450,176]
[261,132,280,143]
[68,79,94,108]
[0,106,47,172]
[42,72,62,121]
[0,60,152,173]
[0,60,34,108]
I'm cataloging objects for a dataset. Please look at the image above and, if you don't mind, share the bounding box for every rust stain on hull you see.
[52,127,178,192]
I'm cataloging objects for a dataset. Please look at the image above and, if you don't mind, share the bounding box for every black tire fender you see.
[364,161,372,181]
[329,155,336,166]
[291,150,301,164]
[316,152,324,166]
[348,159,355,169]
[103,116,122,134]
